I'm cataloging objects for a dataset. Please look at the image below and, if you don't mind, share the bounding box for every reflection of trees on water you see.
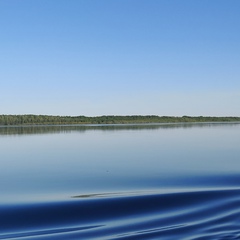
[0,122,239,136]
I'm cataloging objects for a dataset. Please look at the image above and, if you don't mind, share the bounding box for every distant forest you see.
[0,115,240,126]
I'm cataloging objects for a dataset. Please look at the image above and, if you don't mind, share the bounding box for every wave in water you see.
[1,188,240,239]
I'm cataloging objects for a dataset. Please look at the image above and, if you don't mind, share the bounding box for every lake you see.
[0,123,240,239]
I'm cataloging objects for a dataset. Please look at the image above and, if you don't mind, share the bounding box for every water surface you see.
[0,123,240,239]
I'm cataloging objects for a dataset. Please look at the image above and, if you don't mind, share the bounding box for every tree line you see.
[0,114,240,125]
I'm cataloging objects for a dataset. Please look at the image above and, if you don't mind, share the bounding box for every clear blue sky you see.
[1,0,239,116]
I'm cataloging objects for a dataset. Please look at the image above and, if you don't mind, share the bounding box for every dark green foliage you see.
[0,114,240,126]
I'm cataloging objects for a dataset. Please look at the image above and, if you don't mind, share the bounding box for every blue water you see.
[0,123,240,239]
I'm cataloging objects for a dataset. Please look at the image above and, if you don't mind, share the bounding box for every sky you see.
[0,0,240,116]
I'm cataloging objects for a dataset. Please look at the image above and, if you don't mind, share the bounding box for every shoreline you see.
[1,115,240,126]
[1,114,240,126]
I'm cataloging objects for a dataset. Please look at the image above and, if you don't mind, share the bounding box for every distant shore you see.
[1,114,240,126]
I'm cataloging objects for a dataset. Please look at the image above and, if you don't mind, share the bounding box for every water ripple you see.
[1,188,240,239]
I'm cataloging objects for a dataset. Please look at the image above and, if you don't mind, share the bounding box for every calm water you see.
[0,123,240,239]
